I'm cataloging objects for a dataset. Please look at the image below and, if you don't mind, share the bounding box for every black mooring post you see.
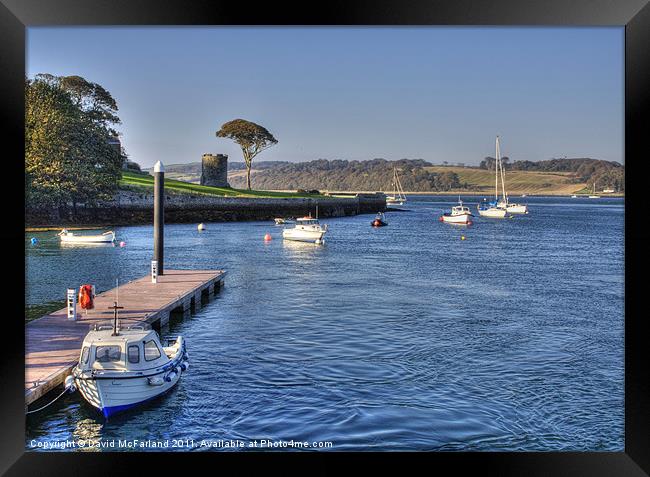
[153,160,165,275]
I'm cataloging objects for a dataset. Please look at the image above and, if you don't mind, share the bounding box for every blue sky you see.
[27,27,623,168]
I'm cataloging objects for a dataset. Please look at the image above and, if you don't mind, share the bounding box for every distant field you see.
[424,166,586,194]
[148,166,609,196]
[119,171,325,198]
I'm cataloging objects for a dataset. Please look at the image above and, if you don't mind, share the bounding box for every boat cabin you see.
[452,205,471,215]
[76,322,170,372]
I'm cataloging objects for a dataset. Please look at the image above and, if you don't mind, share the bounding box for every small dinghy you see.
[71,312,188,418]
[440,200,473,224]
[371,212,388,227]
[58,229,115,243]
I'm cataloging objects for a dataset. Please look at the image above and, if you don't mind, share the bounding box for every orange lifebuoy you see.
[79,284,94,310]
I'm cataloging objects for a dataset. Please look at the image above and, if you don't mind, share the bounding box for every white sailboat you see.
[588,183,600,199]
[386,167,407,206]
[477,136,508,218]
[494,138,528,214]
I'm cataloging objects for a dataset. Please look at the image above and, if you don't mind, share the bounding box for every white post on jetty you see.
[66,288,77,321]
[153,160,165,275]
[151,260,158,283]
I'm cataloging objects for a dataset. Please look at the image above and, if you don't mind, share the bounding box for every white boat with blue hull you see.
[71,320,188,418]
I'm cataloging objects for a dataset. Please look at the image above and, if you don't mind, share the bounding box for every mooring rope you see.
[26,387,70,415]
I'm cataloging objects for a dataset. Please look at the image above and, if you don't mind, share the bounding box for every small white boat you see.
[386,167,407,205]
[58,229,115,243]
[440,199,473,224]
[282,216,328,244]
[497,197,529,214]
[571,194,578,198]
[477,203,508,218]
[274,218,286,225]
[72,319,188,418]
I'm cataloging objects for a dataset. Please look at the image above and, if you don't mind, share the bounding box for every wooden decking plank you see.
[25,269,225,406]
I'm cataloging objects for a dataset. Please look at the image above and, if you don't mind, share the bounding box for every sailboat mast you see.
[396,169,404,200]
[495,136,499,201]
[394,167,398,198]
[497,136,507,202]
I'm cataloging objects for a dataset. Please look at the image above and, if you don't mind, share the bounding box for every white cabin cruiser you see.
[282,217,328,244]
[58,229,115,243]
[71,318,188,418]
[440,200,473,224]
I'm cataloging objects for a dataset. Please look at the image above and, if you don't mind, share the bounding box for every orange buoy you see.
[264,233,272,241]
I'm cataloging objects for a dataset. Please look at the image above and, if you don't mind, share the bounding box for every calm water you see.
[25,196,624,451]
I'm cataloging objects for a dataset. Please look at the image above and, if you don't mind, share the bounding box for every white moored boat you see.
[440,199,473,224]
[72,317,188,418]
[494,138,528,214]
[498,196,529,214]
[477,136,509,219]
[58,229,116,243]
[282,216,328,244]
[477,202,507,218]
[386,167,407,206]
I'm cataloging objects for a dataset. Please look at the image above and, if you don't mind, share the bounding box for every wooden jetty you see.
[25,269,225,407]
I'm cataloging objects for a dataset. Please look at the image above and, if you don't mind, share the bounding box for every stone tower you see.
[200,153,229,187]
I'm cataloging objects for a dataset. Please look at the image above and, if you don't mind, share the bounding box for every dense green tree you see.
[25,75,123,212]
[216,119,278,190]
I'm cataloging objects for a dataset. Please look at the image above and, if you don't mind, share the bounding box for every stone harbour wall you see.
[25,190,387,226]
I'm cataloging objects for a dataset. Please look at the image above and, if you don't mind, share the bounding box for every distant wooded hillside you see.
[146,157,623,193]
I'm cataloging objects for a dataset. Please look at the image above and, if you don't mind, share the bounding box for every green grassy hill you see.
[119,171,324,198]
[424,166,586,195]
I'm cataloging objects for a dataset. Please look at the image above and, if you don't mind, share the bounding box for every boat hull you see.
[505,204,528,214]
[60,232,115,243]
[75,370,182,418]
[440,214,472,224]
[477,207,507,218]
[282,229,326,243]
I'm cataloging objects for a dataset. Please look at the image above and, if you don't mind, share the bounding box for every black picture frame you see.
[1,0,648,475]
